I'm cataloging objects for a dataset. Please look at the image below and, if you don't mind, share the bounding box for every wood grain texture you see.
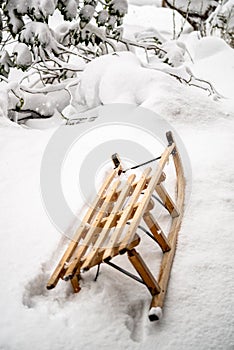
[143,212,171,253]
[128,249,161,295]
[150,132,185,310]
[118,144,175,253]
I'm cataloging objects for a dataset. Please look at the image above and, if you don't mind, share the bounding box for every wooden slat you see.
[129,172,166,193]
[118,144,175,253]
[81,235,141,270]
[46,167,120,289]
[155,183,179,218]
[100,202,139,227]
[63,178,121,281]
[81,174,136,270]
[150,132,185,311]
[143,212,171,252]
[103,172,166,201]
[102,167,152,261]
[127,249,161,295]
[47,227,88,289]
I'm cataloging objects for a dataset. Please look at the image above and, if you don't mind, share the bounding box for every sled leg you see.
[127,249,160,296]
[155,183,179,218]
[70,274,81,293]
[143,212,171,252]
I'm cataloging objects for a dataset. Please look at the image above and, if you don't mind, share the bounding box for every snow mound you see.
[194,36,232,60]
[13,43,32,69]
[72,50,229,125]
[188,36,234,99]
[74,52,142,108]
[129,0,161,5]
[124,5,193,36]
[73,51,179,110]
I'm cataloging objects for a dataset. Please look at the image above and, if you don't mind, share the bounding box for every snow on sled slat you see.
[47,131,186,322]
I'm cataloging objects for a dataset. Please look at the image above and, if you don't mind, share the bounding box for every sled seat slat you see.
[81,173,137,270]
[80,234,141,271]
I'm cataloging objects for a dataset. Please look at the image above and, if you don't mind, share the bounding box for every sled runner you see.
[47,131,185,321]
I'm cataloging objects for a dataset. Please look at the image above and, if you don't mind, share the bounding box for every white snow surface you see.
[124,5,193,38]
[0,3,234,350]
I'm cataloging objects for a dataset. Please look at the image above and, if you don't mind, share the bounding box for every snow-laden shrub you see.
[12,43,32,70]
[163,0,219,33]
[0,0,128,78]
[0,0,228,124]
[207,0,234,48]
[0,50,12,77]
[163,0,234,47]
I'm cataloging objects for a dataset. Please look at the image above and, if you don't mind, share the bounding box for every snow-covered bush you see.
[0,0,128,78]
[0,0,229,124]
[163,0,219,33]
[207,0,234,48]
[163,0,234,46]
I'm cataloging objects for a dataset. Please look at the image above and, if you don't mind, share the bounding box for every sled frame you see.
[47,131,185,321]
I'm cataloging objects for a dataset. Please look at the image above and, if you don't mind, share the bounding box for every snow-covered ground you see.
[0,3,234,350]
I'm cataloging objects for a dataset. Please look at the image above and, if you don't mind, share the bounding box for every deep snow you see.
[0,3,234,350]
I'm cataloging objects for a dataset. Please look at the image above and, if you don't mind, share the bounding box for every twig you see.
[168,72,223,97]
[56,42,92,62]
[9,109,49,120]
[144,63,223,98]
[20,83,69,94]
[115,37,166,54]
[172,0,176,39]
[20,77,80,95]
[176,0,192,39]
[0,76,8,83]
[64,78,81,105]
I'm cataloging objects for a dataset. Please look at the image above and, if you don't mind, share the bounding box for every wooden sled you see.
[47,131,185,321]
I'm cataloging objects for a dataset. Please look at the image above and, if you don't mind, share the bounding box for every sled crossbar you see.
[47,131,185,321]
